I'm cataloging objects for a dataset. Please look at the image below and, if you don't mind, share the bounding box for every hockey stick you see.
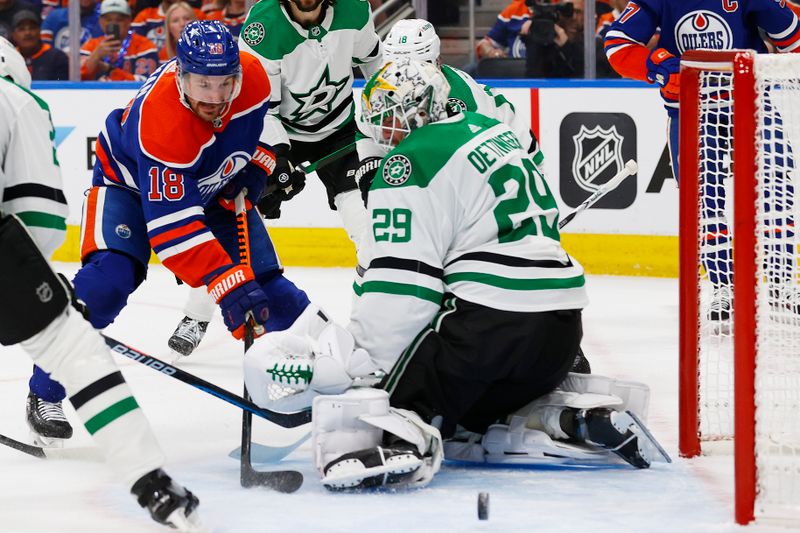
[103,333,310,428]
[0,433,102,461]
[558,160,638,229]
[235,191,304,492]
[0,433,44,458]
[228,430,311,463]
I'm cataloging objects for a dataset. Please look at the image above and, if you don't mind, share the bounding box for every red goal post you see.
[679,49,800,525]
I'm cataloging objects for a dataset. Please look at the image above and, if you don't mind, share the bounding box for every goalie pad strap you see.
[0,214,69,345]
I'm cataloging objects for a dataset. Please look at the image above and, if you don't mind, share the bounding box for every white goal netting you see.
[693,53,800,517]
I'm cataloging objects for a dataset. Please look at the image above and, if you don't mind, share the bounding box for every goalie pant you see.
[382,295,582,440]
[0,214,165,488]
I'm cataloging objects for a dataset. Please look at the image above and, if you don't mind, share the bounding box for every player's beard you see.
[291,0,325,13]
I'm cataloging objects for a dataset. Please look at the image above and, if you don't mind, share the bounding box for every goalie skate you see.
[322,445,423,491]
[576,408,671,469]
[26,392,72,446]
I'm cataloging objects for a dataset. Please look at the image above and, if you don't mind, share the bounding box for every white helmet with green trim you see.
[0,37,31,89]
[361,58,451,150]
[383,19,440,64]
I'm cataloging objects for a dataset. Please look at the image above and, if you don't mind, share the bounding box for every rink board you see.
[37,79,678,276]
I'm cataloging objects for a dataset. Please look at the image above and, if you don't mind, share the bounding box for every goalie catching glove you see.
[243,322,380,409]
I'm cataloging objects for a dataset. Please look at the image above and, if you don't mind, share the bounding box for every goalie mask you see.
[383,19,441,64]
[361,58,451,150]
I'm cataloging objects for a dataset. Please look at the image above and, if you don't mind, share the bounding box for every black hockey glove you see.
[257,144,306,219]
[355,156,382,205]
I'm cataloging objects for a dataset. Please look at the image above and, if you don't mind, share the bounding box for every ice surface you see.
[0,265,775,532]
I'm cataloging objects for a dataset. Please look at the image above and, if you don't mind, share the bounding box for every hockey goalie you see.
[243,58,669,491]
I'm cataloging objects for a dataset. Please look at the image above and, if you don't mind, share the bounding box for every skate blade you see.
[165,508,206,533]
[29,431,66,448]
[625,410,672,464]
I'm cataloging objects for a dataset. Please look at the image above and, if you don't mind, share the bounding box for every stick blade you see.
[241,468,304,493]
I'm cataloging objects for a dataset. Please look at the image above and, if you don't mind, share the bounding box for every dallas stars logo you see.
[288,66,349,123]
[383,155,412,186]
[242,22,265,46]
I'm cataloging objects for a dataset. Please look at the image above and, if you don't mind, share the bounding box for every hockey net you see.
[679,50,800,525]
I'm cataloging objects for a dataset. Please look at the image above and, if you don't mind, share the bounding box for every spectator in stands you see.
[132,0,202,55]
[204,0,242,39]
[158,0,192,63]
[476,0,532,60]
[524,0,618,78]
[80,0,158,81]
[0,0,37,41]
[10,9,68,80]
[41,0,103,52]
[40,0,66,20]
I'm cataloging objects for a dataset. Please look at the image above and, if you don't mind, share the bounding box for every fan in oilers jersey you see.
[242,60,664,491]
[604,0,800,319]
[27,20,316,444]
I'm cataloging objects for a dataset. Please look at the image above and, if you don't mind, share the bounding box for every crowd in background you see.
[7,0,800,83]
[0,0,258,80]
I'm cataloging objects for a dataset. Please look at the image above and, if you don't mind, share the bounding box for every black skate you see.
[168,316,208,357]
[322,444,423,491]
[26,392,72,445]
[131,469,201,532]
[575,408,653,469]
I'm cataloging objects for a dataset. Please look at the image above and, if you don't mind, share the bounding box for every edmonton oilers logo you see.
[115,224,131,239]
[674,10,733,55]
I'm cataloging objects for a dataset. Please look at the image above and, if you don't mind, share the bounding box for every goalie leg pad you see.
[313,389,443,490]
[559,372,651,421]
[513,389,625,440]
[0,214,69,345]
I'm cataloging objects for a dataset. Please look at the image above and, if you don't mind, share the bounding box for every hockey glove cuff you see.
[257,144,306,218]
[206,264,269,340]
[646,48,680,103]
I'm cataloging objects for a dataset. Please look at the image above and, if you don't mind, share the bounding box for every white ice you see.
[0,265,777,532]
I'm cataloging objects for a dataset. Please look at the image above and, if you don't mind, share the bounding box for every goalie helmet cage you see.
[678,49,800,526]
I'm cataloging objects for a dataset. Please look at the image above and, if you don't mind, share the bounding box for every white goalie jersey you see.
[238,0,382,144]
[350,111,588,372]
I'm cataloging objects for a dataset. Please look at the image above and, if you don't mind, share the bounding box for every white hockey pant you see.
[22,307,165,488]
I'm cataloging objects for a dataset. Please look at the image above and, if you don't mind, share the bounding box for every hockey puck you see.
[477,492,489,520]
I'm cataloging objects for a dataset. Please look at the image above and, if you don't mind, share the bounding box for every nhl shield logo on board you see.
[559,112,637,210]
